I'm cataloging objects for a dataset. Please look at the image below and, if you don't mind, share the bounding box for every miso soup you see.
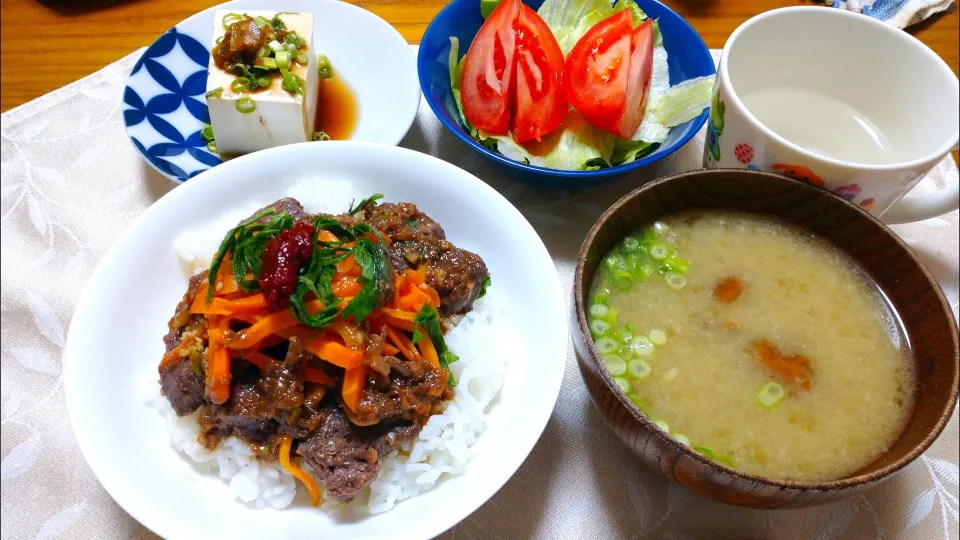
[588,212,914,482]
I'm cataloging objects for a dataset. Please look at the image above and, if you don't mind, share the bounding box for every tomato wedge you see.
[563,11,655,139]
[617,19,654,139]
[460,0,520,135]
[512,4,567,143]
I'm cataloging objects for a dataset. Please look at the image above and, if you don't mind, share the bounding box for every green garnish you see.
[285,32,307,49]
[477,275,491,299]
[317,54,334,79]
[231,77,251,93]
[207,208,291,302]
[412,304,460,385]
[205,87,224,98]
[253,15,271,30]
[281,71,306,96]
[222,13,243,28]
[347,193,384,215]
[200,126,215,143]
[338,235,390,322]
[757,382,785,408]
[312,131,331,142]
[692,446,735,467]
[287,217,389,328]
[269,14,287,32]
[190,354,204,377]
[236,96,256,114]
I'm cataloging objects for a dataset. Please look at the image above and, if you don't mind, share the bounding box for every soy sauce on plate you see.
[314,75,358,140]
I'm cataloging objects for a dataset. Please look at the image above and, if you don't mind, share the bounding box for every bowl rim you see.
[572,168,960,492]
[417,0,714,179]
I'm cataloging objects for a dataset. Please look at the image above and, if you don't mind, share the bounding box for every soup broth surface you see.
[590,212,914,482]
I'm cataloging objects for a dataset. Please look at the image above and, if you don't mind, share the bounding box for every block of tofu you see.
[206,10,319,155]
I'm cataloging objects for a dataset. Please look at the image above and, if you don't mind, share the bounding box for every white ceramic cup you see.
[703,7,959,224]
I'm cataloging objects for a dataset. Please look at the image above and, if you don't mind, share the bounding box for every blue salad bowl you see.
[418,0,715,187]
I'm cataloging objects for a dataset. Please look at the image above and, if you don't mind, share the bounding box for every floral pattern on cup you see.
[707,92,725,162]
[771,163,825,187]
[859,198,876,212]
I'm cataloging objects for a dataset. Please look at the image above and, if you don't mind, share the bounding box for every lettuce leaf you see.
[632,44,672,143]
[480,0,502,19]
[645,75,716,127]
[611,138,655,165]
[537,0,646,55]
[480,108,615,170]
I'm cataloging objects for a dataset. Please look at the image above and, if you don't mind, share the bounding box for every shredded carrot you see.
[341,365,367,412]
[384,325,420,361]
[304,367,335,385]
[316,230,339,243]
[336,255,361,276]
[225,310,300,349]
[301,336,363,368]
[278,435,321,506]
[714,276,745,303]
[399,287,431,312]
[377,308,417,321]
[416,327,441,369]
[191,293,267,315]
[381,315,416,332]
[160,337,193,368]
[404,266,427,286]
[206,316,232,405]
[329,320,363,349]
[424,286,441,309]
[332,275,363,298]
[392,275,403,308]
[382,343,399,356]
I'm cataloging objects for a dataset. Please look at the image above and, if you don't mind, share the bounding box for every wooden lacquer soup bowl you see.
[572,169,959,508]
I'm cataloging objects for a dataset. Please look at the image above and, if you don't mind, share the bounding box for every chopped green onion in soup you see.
[595,337,618,355]
[590,319,610,338]
[665,273,687,289]
[629,359,652,379]
[630,336,654,356]
[649,329,667,345]
[589,304,609,319]
[649,243,669,260]
[757,382,785,408]
[603,355,627,376]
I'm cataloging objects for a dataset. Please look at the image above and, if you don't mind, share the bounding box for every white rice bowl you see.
[150,180,505,515]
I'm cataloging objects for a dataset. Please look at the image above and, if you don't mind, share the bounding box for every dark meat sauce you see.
[159,197,489,502]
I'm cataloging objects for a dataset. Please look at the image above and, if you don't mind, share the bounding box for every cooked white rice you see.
[151,181,505,514]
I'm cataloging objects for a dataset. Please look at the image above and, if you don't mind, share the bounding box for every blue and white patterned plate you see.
[123,0,421,183]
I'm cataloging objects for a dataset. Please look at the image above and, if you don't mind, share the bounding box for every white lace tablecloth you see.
[2,47,958,540]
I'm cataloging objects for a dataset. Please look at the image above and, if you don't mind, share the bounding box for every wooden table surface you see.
[1,0,957,114]
[1,0,957,164]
